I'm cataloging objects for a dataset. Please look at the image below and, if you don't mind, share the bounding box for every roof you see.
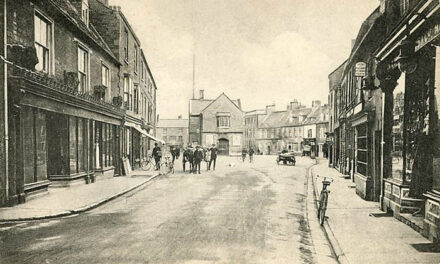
[303,105,329,125]
[260,111,288,128]
[157,119,188,128]
[189,93,241,114]
[47,0,120,64]
[343,7,382,76]
[283,107,313,126]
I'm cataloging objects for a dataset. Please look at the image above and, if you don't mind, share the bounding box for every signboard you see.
[416,21,440,51]
[122,157,132,176]
[355,62,367,77]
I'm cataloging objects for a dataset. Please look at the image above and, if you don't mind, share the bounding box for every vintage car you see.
[276,150,296,165]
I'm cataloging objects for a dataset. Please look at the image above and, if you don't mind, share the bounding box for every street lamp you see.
[396,39,417,74]
[361,75,377,100]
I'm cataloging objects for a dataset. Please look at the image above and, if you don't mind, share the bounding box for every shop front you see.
[7,67,124,202]
[375,0,440,242]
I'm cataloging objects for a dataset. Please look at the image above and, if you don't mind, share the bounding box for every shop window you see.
[34,12,52,73]
[69,117,77,174]
[356,124,368,176]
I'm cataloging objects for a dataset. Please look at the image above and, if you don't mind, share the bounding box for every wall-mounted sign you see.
[355,62,367,77]
[416,21,440,51]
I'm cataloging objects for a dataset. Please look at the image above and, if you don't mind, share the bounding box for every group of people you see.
[241,147,255,162]
[182,144,218,174]
[151,142,219,174]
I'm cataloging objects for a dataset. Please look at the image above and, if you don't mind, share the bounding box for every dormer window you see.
[81,0,89,26]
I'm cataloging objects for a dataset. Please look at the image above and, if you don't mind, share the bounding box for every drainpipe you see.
[0,0,8,206]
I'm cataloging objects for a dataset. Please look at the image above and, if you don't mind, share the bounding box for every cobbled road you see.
[0,156,323,264]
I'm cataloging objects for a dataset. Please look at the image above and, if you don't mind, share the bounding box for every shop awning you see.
[144,133,165,144]
[125,122,165,144]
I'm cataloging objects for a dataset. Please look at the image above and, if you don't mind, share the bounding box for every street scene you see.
[1,0,440,263]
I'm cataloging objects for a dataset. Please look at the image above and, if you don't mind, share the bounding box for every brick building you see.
[89,0,159,169]
[0,0,159,207]
[189,91,243,155]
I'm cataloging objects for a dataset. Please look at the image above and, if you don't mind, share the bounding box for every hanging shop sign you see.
[355,62,367,77]
[416,21,440,51]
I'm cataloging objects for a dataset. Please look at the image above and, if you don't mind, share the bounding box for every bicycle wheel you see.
[159,162,168,175]
[141,161,152,171]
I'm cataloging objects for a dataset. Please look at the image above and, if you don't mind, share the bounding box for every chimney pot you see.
[199,90,204,99]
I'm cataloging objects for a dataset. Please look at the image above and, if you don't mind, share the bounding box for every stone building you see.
[189,91,243,155]
[89,0,159,169]
[0,0,159,207]
[157,116,189,151]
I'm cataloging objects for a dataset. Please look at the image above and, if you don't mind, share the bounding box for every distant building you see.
[157,116,189,151]
[189,91,244,155]
[244,109,266,152]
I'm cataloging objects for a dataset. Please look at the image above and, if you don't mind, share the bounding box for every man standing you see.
[152,143,162,170]
[194,145,204,174]
[249,147,254,163]
[182,147,189,172]
[208,144,218,170]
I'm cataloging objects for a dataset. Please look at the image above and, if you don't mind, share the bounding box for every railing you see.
[9,65,122,112]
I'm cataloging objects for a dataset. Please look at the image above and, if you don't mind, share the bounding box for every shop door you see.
[218,138,229,155]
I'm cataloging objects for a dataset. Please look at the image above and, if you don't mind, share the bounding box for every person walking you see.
[241,148,247,162]
[208,144,218,170]
[171,146,178,164]
[193,145,204,174]
[248,147,254,163]
[152,143,162,170]
[204,147,211,171]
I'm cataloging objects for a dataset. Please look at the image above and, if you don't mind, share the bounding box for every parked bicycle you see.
[139,155,154,171]
[317,175,333,226]
[160,156,174,175]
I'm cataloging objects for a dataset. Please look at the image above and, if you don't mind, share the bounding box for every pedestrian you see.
[208,144,218,170]
[248,147,254,163]
[171,146,178,164]
[187,145,194,173]
[193,145,204,174]
[204,146,211,171]
[241,148,247,162]
[182,147,190,172]
[152,143,162,170]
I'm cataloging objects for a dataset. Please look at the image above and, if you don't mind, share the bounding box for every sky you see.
[109,0,379,119]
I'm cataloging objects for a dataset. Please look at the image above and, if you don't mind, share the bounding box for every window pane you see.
[78,119,85,172]
[34,15,41,44]
[23,107,35,184]
[35,110,47,182]
[69,117,77,173]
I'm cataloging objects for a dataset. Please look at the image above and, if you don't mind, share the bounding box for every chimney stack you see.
[312,100,321,108]
[236,99,241,109]
[178,115,182,119]
[99,0,109,6]
[266,104,275,114]
[289,99,299,110]
[199,89,204,99]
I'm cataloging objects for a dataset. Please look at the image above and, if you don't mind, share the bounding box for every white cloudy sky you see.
[109,0,379,118]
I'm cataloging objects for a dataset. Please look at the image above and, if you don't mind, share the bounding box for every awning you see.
[144,133,165,144]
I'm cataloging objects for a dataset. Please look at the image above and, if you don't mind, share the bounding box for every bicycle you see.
[160,156,174,175]
[317,175,333,226]
[139,155,154,171]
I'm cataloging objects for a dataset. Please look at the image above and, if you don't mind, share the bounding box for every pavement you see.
[0,170,159,222]
[311,158,440,264]
[0,156,336,264]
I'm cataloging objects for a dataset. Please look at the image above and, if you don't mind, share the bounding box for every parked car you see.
[276,150,296,165]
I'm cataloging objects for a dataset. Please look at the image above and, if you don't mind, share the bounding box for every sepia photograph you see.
[0,0,440,263]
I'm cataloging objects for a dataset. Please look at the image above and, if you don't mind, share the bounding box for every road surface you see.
[0,155,325,264]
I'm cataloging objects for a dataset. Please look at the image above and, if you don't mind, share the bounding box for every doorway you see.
[218,138,229,155]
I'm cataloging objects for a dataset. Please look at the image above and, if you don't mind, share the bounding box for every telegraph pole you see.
[0,0,8,206]
[192,53,195,99]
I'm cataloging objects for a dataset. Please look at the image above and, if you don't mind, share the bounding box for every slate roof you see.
[189,93,241,114]
[303,105,329,125]
[46,0,120,64]
[260,111,288,128]
[157,119,188,128]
